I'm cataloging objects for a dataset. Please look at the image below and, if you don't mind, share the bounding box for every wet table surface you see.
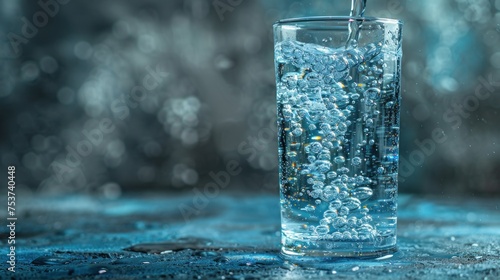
[1,193,500,279]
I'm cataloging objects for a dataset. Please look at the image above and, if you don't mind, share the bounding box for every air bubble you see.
[364,43,381,58]
[352,187,373,200]
[332,55,348,72]
[297,109,308,117]
[377,167,385,174]
[313,174,326,181]
[290,47,303,60]
[358,231,374,240]
[333,217,347,229]
[359,224,373,231]
[315,225,329,235]
[366,118,374,127]
[337,123,348,133]
[322,141,334,149]
[329,199,342,210]
[320,123,331,132]
[297,79,307,89]
[321,189,338,201]
[312,61,326,72]
[343,197,361,210]
[309,142,323,154]
[312,181,324,189]
[352,157,362,166]
[332,232,343,240]
[302,52,313,63]
[345,48,364,67]
[347,217,358,227]
[330,108,343,118]
[325,183,339,192]
[279,41,295,56]
[348,177,356,184]
[337,167,350,174]
[364,88,381,100]
[305,72,322,88]
[355,176,365,184]
[340,174,349,183]
[334,156,345,164]
[318,152,331,161]
[358,226,375,240]
[327,171,338,179]
[301,205,316,212]
[324,210,338,220]
[325,132,336,141]
[281,73,299,89]
[316,161,332,173]
[309,190,321,198]
[320,218,330,226]
[282,109,293,121]
[292,128,303,136]
[339,206,350,216]
[342,231,352,239]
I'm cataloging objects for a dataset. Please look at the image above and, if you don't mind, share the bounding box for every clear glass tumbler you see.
[274,17,403,258]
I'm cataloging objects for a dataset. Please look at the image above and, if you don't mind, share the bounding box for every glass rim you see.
[274,16,403,27]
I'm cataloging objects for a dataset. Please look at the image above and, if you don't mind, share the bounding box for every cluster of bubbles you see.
[276,39,398,241]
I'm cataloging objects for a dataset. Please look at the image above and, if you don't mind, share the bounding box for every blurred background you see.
[1,0,499,198]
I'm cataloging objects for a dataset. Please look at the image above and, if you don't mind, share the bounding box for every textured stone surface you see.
[1,194,499,279]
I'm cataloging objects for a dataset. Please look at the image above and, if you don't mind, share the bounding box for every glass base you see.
[281,235,397,260]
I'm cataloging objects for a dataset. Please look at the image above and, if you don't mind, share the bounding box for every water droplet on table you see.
[32,256,70,265]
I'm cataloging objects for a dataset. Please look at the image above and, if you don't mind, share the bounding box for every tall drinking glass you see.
[274,17,403,258]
